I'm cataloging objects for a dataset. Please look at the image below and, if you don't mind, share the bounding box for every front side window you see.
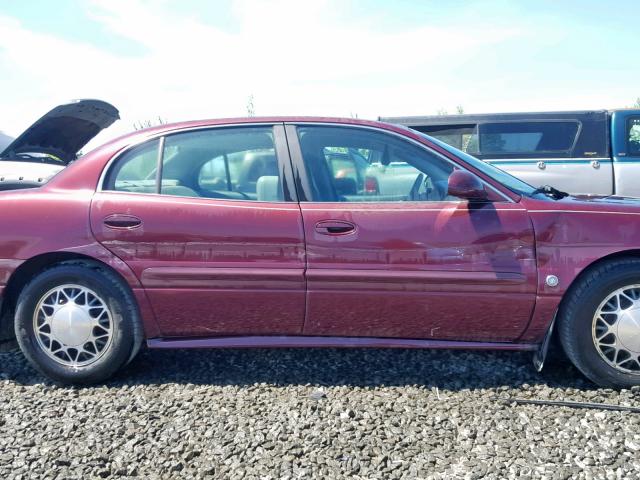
[628,117,640,156]
[105,127,284,201]
[478,121,579,155]
[426,135,537,197]
[297,126,456,202]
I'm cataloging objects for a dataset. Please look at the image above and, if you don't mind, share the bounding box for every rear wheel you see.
[558,258,640,388]
[15,264,141,385]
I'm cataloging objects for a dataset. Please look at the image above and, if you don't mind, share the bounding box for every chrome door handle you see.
[103,214,142,230]
[315,220,356,235]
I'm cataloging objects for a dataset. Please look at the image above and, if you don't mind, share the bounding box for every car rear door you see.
[90,124,306,337]
[286,123,537,342]
[612,111,640,196]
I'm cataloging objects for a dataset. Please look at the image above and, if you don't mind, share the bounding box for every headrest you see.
[256,175,280,202]
[334,177,357,196]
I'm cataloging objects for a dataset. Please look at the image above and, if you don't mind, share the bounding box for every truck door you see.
[612,111,640,197]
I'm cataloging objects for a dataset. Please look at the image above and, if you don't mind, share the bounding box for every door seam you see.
[282,124,309,334]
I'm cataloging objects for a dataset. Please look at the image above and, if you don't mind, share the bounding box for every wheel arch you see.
[520,248,640,347]
[553,249,640,386]
[539,249,640,352]
[560,249,640,304]
[0,251,157,344]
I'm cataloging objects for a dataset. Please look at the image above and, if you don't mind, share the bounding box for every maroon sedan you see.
[2,101,640,387]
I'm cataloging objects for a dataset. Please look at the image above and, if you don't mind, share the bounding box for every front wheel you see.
[558,258,640,388]
[15,263,141,385]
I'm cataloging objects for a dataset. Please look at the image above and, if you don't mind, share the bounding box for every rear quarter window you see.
[104,139,159,193]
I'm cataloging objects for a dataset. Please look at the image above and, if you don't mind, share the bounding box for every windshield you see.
[421,133,538,197]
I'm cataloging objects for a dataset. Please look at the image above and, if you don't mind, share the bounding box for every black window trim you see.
[154,135,165,194]
[285,122,514,204]
[98,123,298,203]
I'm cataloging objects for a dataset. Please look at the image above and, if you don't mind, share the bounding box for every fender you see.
[518,196,640,343]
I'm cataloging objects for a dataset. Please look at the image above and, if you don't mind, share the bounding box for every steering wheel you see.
[408,173,425,201]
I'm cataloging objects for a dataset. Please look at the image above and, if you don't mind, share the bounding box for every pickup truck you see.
[380,110,640,197]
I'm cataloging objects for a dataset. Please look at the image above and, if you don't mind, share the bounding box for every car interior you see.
[110,128,283,201]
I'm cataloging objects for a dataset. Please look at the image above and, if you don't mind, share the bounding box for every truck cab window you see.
[628,117,640,156]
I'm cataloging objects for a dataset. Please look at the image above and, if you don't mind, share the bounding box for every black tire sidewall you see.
[563,266,640,388]
[15,265,135,385]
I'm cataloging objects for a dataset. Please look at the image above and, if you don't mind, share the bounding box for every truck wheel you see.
[14,264,140,385]
[558,258,640,388]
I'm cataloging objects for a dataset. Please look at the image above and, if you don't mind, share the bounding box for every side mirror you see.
[447,170,488,201]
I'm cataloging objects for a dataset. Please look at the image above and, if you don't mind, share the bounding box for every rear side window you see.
[196,150,277,198]
[628,117,640,156]
[105,139,159,192]
[104,127,284,201]
[162,128,281,200]
[296,126,455,203]
[478,121,579,154]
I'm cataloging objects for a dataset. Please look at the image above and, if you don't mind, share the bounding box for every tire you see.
[14,263,141,385]
[558,258,640,388]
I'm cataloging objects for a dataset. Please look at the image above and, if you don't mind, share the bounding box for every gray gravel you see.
[1,347,640,479]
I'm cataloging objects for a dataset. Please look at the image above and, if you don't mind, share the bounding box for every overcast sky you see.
[0,0,638,149]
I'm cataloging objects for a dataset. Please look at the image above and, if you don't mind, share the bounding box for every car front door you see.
[287,124,537,342]
[90,124,306,337]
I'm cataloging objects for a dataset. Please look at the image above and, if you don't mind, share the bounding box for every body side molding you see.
[147,336,538,351]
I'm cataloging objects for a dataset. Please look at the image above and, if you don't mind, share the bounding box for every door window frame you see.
[284,123,514,203]
[98,123,298,203]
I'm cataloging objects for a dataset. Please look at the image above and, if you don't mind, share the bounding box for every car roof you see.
[129,116,405,137]
[89,116,413,157]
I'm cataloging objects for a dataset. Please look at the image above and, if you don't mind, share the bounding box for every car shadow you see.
[0,345,595,390]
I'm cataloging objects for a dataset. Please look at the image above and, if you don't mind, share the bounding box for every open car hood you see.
[0,99,119,165]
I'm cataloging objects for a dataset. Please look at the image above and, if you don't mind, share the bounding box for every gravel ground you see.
[1,346,640,479]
